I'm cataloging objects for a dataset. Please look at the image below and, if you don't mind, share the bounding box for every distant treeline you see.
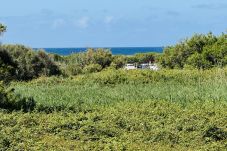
[0,45,159,82]
[0,31,227,82]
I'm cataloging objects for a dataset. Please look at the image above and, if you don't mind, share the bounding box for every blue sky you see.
[0,0,227,48]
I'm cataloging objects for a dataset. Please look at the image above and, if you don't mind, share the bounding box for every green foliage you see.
[48,53,65,62]
[203,126,227,142]
[86,48,112,68]
[111,55,127,69]
[1,68,227,150]
[83,64,102,74]
[61,49,160,76]
[64,64,83,76]
[0,100,226,150]
[36,50,61,76]
[11,68,227,111]
[65,48,112,68]
[1,24,227,150]
[0,48,17,82]
[160,32,227,69]
[0,45,61,81]
[135,52,156,63]
[126,52,157,64]
[0,82,36,112]
[187,52,212,69]
[62,48,112,76]
[0,23,6,35]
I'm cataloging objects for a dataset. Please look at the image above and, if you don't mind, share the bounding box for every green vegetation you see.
[160,32,227,69]
[0,100,226,150]
[0,23,6,35]
[57,48,158,76]
[0,44,159,81]
[0,82,35,112]
[0,24,227,150]
[0,45,61,81]
[1,32,226,82]
[12,68,227,110]
[1,69,226,150]
[0,48,17,82]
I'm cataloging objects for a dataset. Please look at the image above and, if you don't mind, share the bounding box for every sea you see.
[37,47,163,56]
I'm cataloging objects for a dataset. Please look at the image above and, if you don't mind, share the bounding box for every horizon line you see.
[34,46,165,49]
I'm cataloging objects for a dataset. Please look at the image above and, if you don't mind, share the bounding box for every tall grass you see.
[11,68,227,110]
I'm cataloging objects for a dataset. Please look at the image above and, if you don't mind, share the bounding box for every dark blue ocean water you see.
[37,47,163,55]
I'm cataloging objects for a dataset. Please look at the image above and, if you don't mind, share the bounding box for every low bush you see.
[0,82,36,112]
[0,100,226,150]
[203,126,227,141]
[83,64,102,74]
[64,64,83,76]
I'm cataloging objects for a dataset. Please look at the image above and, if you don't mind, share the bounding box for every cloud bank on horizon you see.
[0,0,227,48]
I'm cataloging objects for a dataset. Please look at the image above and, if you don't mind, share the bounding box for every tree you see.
[0,23,6,45]
[0,23,6,35]
[0,25,17,82]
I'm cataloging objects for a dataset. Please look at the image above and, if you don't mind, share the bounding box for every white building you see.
[125,64,137,70]
[125,63,159,71]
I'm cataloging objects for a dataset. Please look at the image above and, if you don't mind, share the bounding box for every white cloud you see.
[75,17,90,29]
[104,16,114,24]
[52,19,66,29]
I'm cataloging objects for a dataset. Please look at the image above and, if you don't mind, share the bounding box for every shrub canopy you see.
[0,45,61,81]
[160,33,227,69]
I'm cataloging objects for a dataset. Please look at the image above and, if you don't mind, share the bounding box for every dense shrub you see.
[64,48,112,67]
[0,48,17,82]
[87,48,112,68]
[64,64,83,76]
[111,55,127,69]
[127,52,157,64]
[160,32,227,69]
[203,126,227,141]
[61,48,112,76]
[83,64,102,74]
[0,82,36,112]
[0,100,226,150]
[48,53,65,62]
[35,50,61,76]
[0,45,61,81]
